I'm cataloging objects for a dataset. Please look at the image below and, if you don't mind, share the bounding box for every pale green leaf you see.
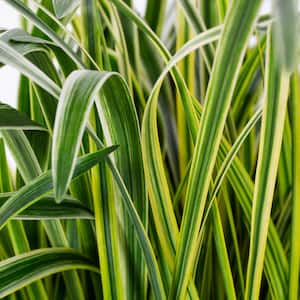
[52,0,80,19]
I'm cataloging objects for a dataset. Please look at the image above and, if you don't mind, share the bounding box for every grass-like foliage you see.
[0,0,298,299]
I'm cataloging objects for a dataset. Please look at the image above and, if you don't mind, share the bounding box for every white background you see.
[0,1,270,108]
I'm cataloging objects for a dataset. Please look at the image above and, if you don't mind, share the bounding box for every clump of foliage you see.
[0,0,298,299]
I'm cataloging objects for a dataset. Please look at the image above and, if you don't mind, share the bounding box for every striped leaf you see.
[52,70,164,299]
[170,1,263,298]
[0,0,296,298]
[0,193,93,220]
[0,147,117,229]
[245,28,290,300]
[289,72,300,300]
[0,248,98,298]
[52,0,80,19]
[0,102,46,131]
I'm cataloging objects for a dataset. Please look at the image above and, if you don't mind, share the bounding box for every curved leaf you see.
[0,102,46,131]
[0,248,98,298]
[3,0,85,68]
[52,69,165,299]
[52,71,116,201]
[245,29,290,300]
[0,146,117,229]
[0,39,60,98]
[170,0,263,297]
[52,0,80,19]
[0,193,93,220]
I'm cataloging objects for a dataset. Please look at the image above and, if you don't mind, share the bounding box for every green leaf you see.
[3,0,85,68]
[0,29,49,70]
[52,69,165,299]
[0,146,117,229]
[0,139,48,300]
[0,193,93,220]
[209,109,262,202]
[1,27,162,298]
[0,0,295,298]
[170,0,263,297]
[0,248,98,298]
[289,72,300,300]
[80,0,102,68]
[0,39,60,98]
[52,0,80,19]
[52,71,116,202]
[0,102,46,131]
[145,0,167,36]
[141,14,220,261]
[0,28,54,49]
[211,203,237,300]
[245,28,290,300]
[1,130,43,182]
[0,139,13,193]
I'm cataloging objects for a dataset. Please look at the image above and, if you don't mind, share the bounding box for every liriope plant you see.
[0,0,298,299]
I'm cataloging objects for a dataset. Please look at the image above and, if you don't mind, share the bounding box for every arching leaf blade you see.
[0,248,98,298]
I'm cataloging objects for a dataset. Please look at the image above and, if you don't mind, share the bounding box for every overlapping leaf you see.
[0,248,98,298]
[0,147,117,229]
[51,70,164,299]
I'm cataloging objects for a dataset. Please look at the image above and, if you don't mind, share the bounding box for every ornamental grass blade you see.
[192,91,288,299]
[93,73,148,299]
[245,29,290,300]
[0,102,46,131]
[0,193,93,220]
[140,4,285,297]
[0,0,296,298]
[0,139,48,300]
[52,0,80,19]
[52,71,117,202]
[1,130,43,182]
[52,70,165,299]
[141,22,223,298]
[217,134,288,299]
[13,44,95,299]
[0,137,114,300]
[0,248,98,298]
[145,0,167,35]
[0,28,52,56]
[142,87,178,269]
[3,28,55,46]
[3,0,85,68]
[211,203,236,300]
[79,5,124,299]
[1,23,162,297]
[194,98,288,298]
[170,1,263,298]
[209,109,262,203]
[0,139,12,193]
[0,147,117,229]
[0,39,60,98]
[289,72,300,300]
